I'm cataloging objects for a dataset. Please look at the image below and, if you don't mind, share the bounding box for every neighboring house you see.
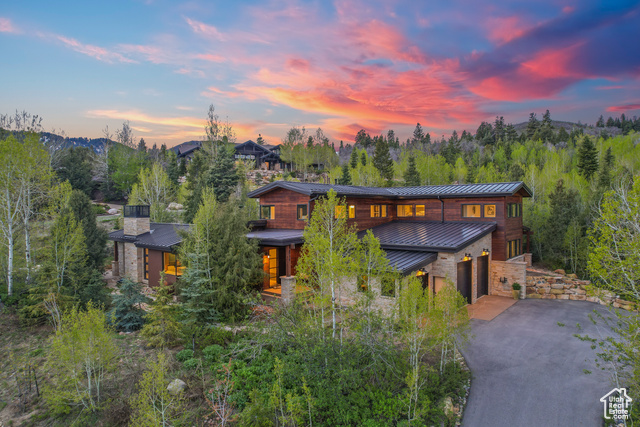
[108,181,533,309]
[169,139,287,170]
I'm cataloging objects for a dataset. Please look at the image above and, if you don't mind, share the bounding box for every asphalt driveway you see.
[461,299,616,427]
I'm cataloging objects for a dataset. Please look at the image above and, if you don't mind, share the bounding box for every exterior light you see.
[463,253,473,261]
[482,248,490,256]
[416,269,425,277]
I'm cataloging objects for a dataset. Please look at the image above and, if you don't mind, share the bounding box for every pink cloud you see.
[55,35,136,64]
[201,86,242,98]
[0,17,18,33]
[194,53,226,63]
[607,104,640,112]
[485,16,527,44]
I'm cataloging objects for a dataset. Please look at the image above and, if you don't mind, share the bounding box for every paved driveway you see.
[461,299,616,427]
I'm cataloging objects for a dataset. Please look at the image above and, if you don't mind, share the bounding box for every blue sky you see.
[1,0,639,146]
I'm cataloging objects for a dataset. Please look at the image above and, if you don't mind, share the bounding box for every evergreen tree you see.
[526,113,539,138]
[67,190,108,271]
[540,110,554,142]
[597,147,615,189]
[372,139,394,183]
[340,163,352,185]
[542,180,581,266]
[411,123,425,147]
[493,116,505,142]
[577,136,599,180]
[110,278,149,332]
[339,140,344,149]
[349,148,358,169]
[207,149,240,202]
[596,115,605,127]
[180,189,262,323]
[556,127,570,143]
[165,150,180,185]
[505,124,518,142]
[354,129,372,148]
[138,138,147,152]
[256,134,265,145]
[606,116,615,127]
[140,281,181,348]
[360,151,367,166]
[403,156,421,186]
[55,147,95,196]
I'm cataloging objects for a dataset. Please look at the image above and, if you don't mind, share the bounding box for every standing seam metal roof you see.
[247,180,531,198]
[108,223,190,251]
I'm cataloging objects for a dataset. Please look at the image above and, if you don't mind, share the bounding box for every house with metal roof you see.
[109,180,532,307]
[170,139,288,170]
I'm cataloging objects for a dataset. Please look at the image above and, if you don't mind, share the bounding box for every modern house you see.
[108,181,532,308]
[170,140,287,170]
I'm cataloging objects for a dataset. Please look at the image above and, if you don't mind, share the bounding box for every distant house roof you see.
[109,223,190,251]
[361,221,497,253]
[248,181,532,199]
[170,141,202,158]
[385,250,438,275]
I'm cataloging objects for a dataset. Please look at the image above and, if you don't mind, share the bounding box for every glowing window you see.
[260,205,275,220]
[484,204,496,218]
[397,205,413,217]
[163,252,184,276]
[348,205,355,219]
[415,205,425,216]
[297,204,308,220]
[462,205,482,218]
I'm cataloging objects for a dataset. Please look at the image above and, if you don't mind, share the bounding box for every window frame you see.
[507,203,522,218]
[348,204,356,219]
[484,204,497,218]
[163,252,183,277]
[397,204,414,217]
[296,204,308,221]
[370,204,388,218]
[461,204,483,218]
[260,205,275,220]
[507,238,522,259]
[415,204,426,217]
[144,248,149,280]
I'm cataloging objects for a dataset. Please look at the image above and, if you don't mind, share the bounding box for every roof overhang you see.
[385,250,438,276]
[246,229,305,246]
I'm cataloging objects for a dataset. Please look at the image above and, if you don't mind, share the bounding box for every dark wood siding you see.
[504,195,524,260]
[258,188,311,229]
[147,249,179,287]
[343,197,395,231]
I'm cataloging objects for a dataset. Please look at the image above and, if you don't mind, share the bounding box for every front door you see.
[263,248,279,291]
[457,260,472,304]
[477,255,489,298]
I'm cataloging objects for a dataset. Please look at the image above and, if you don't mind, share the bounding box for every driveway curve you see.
[461,299,615,427]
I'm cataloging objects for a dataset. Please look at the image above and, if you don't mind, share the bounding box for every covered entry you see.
[457,260,472,304]
[477,255,489,298]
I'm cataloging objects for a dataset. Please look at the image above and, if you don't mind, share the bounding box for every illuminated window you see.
[260,205,275,219]
[462,204,482,218]
[415,205,426,216]
[144,248,149,280]
[397,205,413,217]
[484,204,496,218]
[507,239,522,258]
[335,205,355,219]
[163,252,184,276]
[370,205,388,218]
[297,204,308,220]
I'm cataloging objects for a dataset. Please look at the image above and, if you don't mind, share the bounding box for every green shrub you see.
[203,344,224,365]
[183,358,201,371]
[176,349,194,362]
[92,204,107,215]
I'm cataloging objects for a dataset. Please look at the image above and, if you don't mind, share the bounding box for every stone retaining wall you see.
[525,275,637,310]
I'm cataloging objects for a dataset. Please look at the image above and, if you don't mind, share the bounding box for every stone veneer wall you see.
[123,242,144,282]
[490,256,527,298]
[124,216,150,236]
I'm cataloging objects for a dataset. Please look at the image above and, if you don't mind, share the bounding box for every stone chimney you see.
[123,205,151,236]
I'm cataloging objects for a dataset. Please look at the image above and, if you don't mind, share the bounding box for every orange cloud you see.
[607,104,640,112]
[86,109,203,128]
[201,86,242,98]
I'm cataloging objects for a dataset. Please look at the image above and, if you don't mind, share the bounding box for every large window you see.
[260,205,275,220]
[397,205,413,217]
[335,205,355,219]
[415,205,426,217]
[507,203,522,218]
[507,239,522,259]
[370,204,388,218]
[462,204,482,218]
[144,249,149,280]
[163,252,184,276]
[297,204,308,220]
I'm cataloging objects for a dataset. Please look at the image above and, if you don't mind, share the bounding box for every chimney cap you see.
[124,205,150,218]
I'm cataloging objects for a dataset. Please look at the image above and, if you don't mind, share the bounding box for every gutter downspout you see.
[438,196,444,223]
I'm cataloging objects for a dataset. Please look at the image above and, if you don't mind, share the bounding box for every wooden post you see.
[286,245,291,277]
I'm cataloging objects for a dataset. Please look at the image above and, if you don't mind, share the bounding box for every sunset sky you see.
[1,0,639,147]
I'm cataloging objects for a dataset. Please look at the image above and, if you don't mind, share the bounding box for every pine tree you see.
[68,190,108,271]
[207,147,239,202]
[403,156,421,186]
[349,148,358,169]
[340,163,352,185]
[140,281,181,348]
[596,115,605,127]
[577,136,599,180]
[526,113,539,138]
[360,151,367,166]
[372,139,394,183]
[606,117,615,127]
[597,147,615,189]
[110,278,149,332]
[256,134,265,145]
[411,123,424,147]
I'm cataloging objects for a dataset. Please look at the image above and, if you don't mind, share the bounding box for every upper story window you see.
[297,204,308,220]
[260,205,275,220]
[462,204,482,218]
[164,252,184,276]
[484,204,496,218]
[335,205,355,219]
[415,205,426,217]
[370,205,388,218]
[507,239,522,259]
[397,205,413,217]
[507,203,522,218]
